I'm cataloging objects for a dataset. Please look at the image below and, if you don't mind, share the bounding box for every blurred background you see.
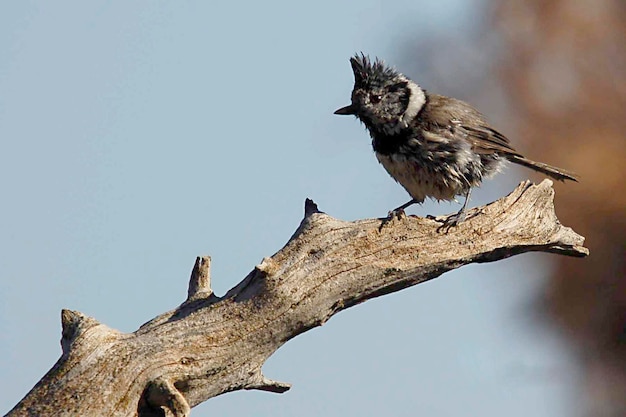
[0,1,623,416]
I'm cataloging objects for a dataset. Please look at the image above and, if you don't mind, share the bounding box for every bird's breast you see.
[375,152,462,202]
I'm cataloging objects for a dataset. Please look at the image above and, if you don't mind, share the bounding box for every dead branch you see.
[7,180,588,417]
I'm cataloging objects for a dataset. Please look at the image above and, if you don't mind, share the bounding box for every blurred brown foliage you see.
[397,1,624,413]
[493,1,626,415]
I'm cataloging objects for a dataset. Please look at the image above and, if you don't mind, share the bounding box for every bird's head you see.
[334,54,426,135]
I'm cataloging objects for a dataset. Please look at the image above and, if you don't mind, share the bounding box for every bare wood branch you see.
[7,180,588,417]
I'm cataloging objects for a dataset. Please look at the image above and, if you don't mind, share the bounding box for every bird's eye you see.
[369,93,383,104]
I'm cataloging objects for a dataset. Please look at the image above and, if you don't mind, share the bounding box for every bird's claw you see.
[430,211,466,233]
[378,208,407,231]
[387,208,407,220]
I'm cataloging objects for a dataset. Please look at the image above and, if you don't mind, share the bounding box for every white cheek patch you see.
[401,78,426,127]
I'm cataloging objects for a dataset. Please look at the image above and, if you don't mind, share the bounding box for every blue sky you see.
[0,2,582,416]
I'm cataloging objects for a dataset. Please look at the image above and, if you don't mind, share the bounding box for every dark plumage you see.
[335,54,577,225]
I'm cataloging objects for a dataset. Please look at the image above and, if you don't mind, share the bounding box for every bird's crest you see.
[350,53,399,89]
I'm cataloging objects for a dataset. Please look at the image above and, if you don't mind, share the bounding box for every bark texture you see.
[8,180,588,417]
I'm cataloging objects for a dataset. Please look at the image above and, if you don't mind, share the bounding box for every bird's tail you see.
[508,155,579,182]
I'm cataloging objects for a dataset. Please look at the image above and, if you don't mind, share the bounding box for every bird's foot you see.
[378,208,407,231]
[428,211,467,233]
[387,207,407,220]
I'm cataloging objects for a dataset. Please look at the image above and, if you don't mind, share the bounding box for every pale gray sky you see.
[0,2,581,416]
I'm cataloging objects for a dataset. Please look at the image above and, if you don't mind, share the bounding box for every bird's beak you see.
[334,104,357,115]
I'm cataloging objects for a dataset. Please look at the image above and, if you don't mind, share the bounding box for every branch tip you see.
[187,255,212,301]
[247,374,292,394]
[510,180,534,199]
[60,309,100,354]
[304,198,321,216]
[61,310,83,350]
[61,309,84,328]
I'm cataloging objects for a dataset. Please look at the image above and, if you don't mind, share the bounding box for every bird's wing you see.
[457,124,522,156]
[422,94,523,156]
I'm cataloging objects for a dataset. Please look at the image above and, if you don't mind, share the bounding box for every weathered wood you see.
[7,180,588,417]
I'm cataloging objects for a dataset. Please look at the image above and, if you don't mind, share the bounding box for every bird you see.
[334,54,578,226]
